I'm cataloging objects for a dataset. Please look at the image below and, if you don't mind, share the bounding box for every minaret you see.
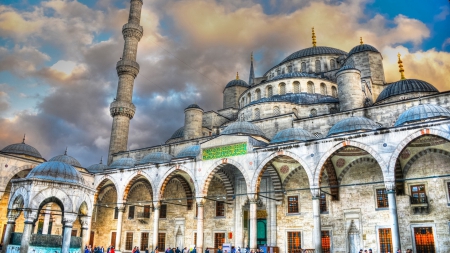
[108,0,144,164]
[248,52,255,86]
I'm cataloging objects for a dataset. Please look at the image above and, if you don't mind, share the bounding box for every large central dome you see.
[279,46,347,65]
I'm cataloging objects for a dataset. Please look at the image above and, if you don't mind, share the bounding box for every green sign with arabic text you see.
[202,143,247,160]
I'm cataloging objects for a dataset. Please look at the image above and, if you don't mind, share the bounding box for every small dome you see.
[395,104,450,127]
[170,127,184,139]
[270,72,317,81]
[328,117,381,136]
[376,79,438,103]
[49,151,82,167]
[27,161,85,185]
[222,121,266,138]
[348,44,380,56]
[186,104,202,110]
[139,152,173,164]
[86,159,107,173]
[176,145,201,158]
[271,128,315,144]
[109,157,136,169]
[1,140,42,158]
[225,79,249,89]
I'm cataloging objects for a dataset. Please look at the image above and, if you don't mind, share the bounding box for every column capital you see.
[7,209,20,223]
[23,209,38,223]
[63,213,78,227]
[385,180,396,193]
[196,197,206,206]
[153,201,161,210]
[310,187,321,199]
[79,216,91,229]
[247,194,258,203]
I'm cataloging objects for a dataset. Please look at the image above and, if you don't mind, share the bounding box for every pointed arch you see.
[94,176,120,205]
[403,148,450,177]
[159,173,194,210]
[337,157,377,184]
[203,158,251,197]
[122,170,155,203]
[387,129,450,177]
[156,165,197,206]
[8,186,29,210]
[29,188,73,213]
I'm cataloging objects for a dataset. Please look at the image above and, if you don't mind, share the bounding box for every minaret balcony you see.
[122,23,143,40]
[110,101,136,119]
[116,59,140,77]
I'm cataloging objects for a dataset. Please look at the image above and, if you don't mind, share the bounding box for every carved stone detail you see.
[311,187,321,199]
[110,101,136,119]
[122,23,143,41]
[63,213,78,226]
[116,59,140,77]
[385,180,396,193]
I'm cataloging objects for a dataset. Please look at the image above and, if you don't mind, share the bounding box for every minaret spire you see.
[248,52,255,86]
[108,0,144,164]
[397,53,406,80]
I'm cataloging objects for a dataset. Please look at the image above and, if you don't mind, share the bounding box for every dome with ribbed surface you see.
[186,104,202,110]
[176,145,201,158]
[170,127,184,139]
[87,160,108,173]
[279,46,347,65]
[328,117,381,136]
[139,152,173,164]
[348,44,380,56]
[225,79,249,89]
[270,72,318,81]
[271,128,315,144]
[1,142,42,158]
[222,121,266,137]
[248,93,338,107]
[395,104,450,127]
[376,79,438,103]
[49,152,82,167]
[27,161,85,185]
[109,157,136,169]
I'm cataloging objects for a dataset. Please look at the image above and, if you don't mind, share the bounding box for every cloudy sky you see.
[0,0,449,166]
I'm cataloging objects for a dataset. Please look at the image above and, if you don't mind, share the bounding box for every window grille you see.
[307,82,314,93]
[288,196,299,213]
[128,206,135,219]
[256,89,261,100]
[214,233,225,250]
[321,231,331,253]
[254,109,260,120]
[158,233,166,250]
[216,201,225,217]
[267,86,273,97]
[287,232,301,253]
[140,232,149,250]
[331,86,338,97]
[279,83,286,95]
[411,185,427,204]
[320,193,328,213]
[378,228,393,253]
[414,227,435,253]
[293,82,300,93]
[315,60,321,73]
[376,189,389,208]
[274,106,280,116]
[160,204,167,218]
[125,232,133,250]
[320,83,327,95]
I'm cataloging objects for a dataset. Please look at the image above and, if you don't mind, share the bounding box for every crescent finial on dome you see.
[398,53,406,80]
[22,134,26,144]
[360,37,363,45]
[312,27,317,47]
[236,72,239,80]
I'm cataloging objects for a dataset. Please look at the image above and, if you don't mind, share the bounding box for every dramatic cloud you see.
[0,0,448,166]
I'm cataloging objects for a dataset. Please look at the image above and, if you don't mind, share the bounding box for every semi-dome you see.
[328,116,381,136]
[139,152,173,164]
[279,46,347,66]
[49,151,82,167]
[271,128,315,144]
[395,104,450,127]
[225,79,249,89]
[86,158,107,173]
[222,121,266,137]
[186,104,202,110]
[270,72,317,81]
[1,141,42,158]
[348,44,380,56]
[248,93,339,107]
[170,127,184,139]
[376,79,438,103]
[109,157,136,169]
[176,145,201,158]
[27,161,85,185]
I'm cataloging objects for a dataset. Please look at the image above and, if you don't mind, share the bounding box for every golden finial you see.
[236,72,239,80]
[312,27,317,47]
[22,134,26,144]
[397,53,406,80]
[360,37,363,45]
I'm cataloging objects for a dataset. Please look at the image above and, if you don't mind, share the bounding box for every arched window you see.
[256,89,261,100]
[330,59,336,70]
[310,108,317,117]
[331,86,338,97]
[279,83,286,95]
[301,62,306,72]
[320,83,327,95]
[254,108,260,120]
[247,93,251,103]
[293,81,300,93]
[267,86,273,97]
[307,81,315,93]
[282,68,285,74]
[292,108,298,117]
[241,98,245,108]
[273,106,280,116]
[323,62,328,72]
[315,60,321,73]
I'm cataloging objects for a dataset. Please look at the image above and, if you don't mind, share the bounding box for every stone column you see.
[3,210,20,251]
[248,196,258,250]
[80,216,92,249]
[153,203,160,250]
[62,213,77,253]
[42,204,52,234]
[386,181,401,251]
[115,205,125,250]
[196,198,205,253]
[311,188,322,253]
[20,209,38,253]
[269,201,279,247]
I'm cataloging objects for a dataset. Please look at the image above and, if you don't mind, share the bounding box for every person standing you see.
[205,248,210,253]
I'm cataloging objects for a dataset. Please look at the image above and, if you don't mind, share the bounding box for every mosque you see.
[1,0,450,253]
